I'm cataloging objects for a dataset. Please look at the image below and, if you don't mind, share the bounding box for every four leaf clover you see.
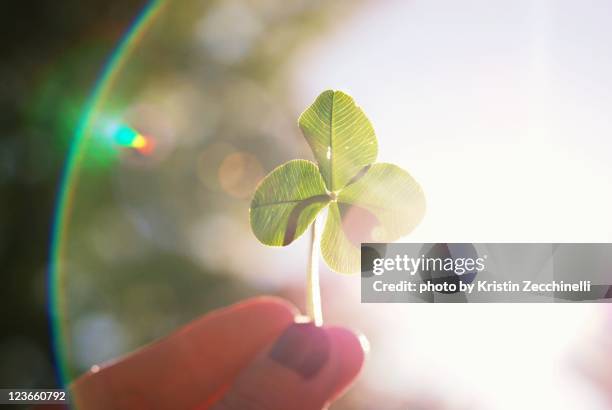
[250,90,425,273]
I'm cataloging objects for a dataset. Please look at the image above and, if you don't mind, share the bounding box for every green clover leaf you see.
[250,90,425,274]
[250,159,330,246]
[299,89,377,192]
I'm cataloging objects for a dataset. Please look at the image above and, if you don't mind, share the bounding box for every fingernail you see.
[269,322,330,379]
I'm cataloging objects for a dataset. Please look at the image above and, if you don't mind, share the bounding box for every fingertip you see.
[211,323,367,410]
[322,326,366,402]
[325,326,366,380]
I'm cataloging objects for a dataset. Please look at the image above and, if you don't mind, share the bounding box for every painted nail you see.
[269,322,330,379]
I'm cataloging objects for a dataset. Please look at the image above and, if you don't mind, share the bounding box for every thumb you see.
[210,322,366,410]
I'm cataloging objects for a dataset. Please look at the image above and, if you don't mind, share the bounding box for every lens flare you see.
[110,123,155,155]
[132,134,155,155]
[49,0,167,386]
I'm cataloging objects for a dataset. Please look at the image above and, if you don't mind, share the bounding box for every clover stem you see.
[306,216,323,326]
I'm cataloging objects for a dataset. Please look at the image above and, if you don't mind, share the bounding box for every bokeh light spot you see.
[218,152,263,199]
[197,142,236,192]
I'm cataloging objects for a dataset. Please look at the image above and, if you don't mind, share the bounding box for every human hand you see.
[65,297,365,410]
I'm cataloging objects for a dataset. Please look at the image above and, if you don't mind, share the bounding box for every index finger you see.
[70,297,298,410]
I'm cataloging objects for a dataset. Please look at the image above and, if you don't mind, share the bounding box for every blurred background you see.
[2,0,612,409]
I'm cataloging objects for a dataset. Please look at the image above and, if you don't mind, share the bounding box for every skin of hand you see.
[45,297,365,410]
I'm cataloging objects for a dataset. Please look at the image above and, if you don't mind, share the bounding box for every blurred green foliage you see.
[0,0,152,391]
